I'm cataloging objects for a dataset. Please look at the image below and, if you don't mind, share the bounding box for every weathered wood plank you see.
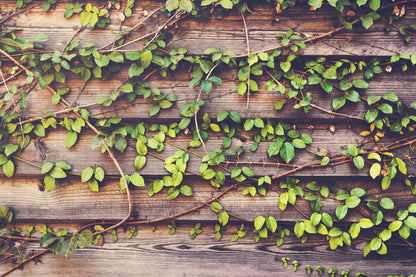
[1,226,416,276]
[6,123,413,177]
[4,68,415,122]
[2,1,416,57]
[0,177,413,222]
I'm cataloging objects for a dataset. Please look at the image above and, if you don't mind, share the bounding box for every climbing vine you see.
[1,0,416,275]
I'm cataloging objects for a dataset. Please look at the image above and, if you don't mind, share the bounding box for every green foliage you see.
[1,1,416,274]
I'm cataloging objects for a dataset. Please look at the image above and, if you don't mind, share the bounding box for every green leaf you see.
[396,158,407,175]
[135,155,146,170]
[345,196,361,208]
[140,50,152,68]
[368,153,381,161]
[229,111,241,123]
[81,167,94,182]
[136,139,147,156]
[217,110,229,122]
[94,167,105,182]
[336,204,348,220]
[244,119,254,131]
[131,173,145,187]
[388,221,403,232]
[405,216,416,230]
[167,187,180,199]
[280,142,295,164]
[369,163,381,179]
[50,167,67,179]
[322,213,333,228]
[380,197,394,210]
[202,168,216,180]
[292,139,306,149]
[77,229,93,248]
[88,179,99,192]
[41,162,54,175]
[242,167,254,177]
[359,218,374,229]
[349,223,361,239]
[201,80,212,93]
[231,167,241,178]
[332,96,346,111]
[323,66,337,80]
[347,144,358,156]
[40,233,58,247]
[378,103,393,114]
[353,156,365,170]
[44,175,55,192]
[219,0,233,9]
[210,202,223,213]
[55,161,71,171]
[66,132,78,148]
[254,216,266,231]
[280,61,291,73]
[149,105,161,117]
[266,216,278,233]
[180,185,193,196]
[237,82,247,95]
[352,79,370,89]
[351,188,366,197]
[218,211,229,226]
[308,0,323,9]
[369,0,380,10]
[381,176,391,190]
[360,15,374,29]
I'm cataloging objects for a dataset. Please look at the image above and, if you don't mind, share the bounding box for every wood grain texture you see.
[5,68,415,122]
[1,226,416,276]
[2,1,416,56]
[5,123,414,177]
[0,177,412,222]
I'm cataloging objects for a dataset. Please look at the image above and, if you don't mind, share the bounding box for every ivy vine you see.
[1,0,416,276]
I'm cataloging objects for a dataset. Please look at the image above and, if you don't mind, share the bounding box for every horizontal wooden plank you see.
[1,226,416,276]
[2,1,416,57]
[6,123,414,177]
[2,66,414,122]
[0,177,412,222]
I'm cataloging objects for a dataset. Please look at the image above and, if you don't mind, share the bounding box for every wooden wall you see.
[1,0,416,276]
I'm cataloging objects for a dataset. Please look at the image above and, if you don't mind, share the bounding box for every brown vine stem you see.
[45,86,132,236]
[292,204,310,220]
[0,69,24,85]
[271,156,350,180]
[0,68,25,147]
[1,44,133,238]
[105,9,185,53]
[265,70,366,121]
[0,249,50,277]
[98,6,163,51]
[233,18,361,58]
[240,11,251,109]
[79,181,243,230]
[194,62,221,155]
[0,235,40,242]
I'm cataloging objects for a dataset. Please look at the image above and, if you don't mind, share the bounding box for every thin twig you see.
[0,68,25,146]
[61,26,85,53]
[0,249,50,277]
[0,69,24,85]
[232,18,361,58]
[45,86,132,236]
[0,235,40,242]
[240,11,251,109]
[265,70,366,121]
[98,6,163,51]
[194,63,221,155]
[79,181,243,231]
